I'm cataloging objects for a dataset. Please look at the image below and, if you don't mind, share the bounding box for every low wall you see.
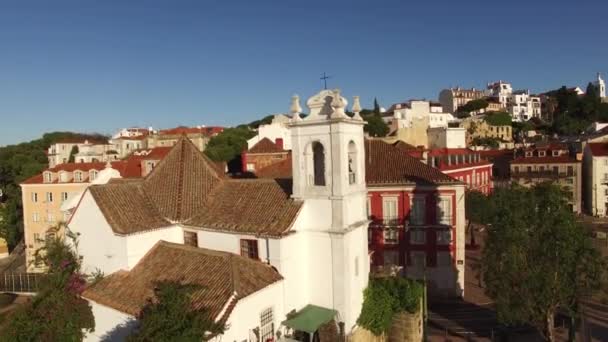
[349,306,423,342]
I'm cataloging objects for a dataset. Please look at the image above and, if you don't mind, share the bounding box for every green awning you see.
[282,304,338,334]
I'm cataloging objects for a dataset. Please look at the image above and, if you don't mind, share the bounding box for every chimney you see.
[275,138,284,150]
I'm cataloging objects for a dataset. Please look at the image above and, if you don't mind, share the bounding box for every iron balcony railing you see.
[368,216,405,227]
[511,170,574,179]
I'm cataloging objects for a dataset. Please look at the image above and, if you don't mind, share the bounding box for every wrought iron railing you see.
[0,273,45,293]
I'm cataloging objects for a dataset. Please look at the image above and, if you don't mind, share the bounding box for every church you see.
[69,89,371,341]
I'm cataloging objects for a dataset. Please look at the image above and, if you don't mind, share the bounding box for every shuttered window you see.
[240,239,259,259]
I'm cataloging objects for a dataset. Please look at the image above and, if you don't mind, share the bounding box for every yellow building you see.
[460,117,512,145]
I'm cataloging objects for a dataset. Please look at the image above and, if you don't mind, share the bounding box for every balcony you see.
[368,216,405,228]
[511,170,574,179]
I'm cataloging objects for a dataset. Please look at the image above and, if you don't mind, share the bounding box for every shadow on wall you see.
[100,319,139,342]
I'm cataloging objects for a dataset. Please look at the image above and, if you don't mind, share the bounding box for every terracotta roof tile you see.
[248,138,286,154]
[83,241,282,319]
[365,140,458,185]
[255,156,293,179]
[184,179,302,237]
[143,138,224,222]
[84,137,300,236]
[89,182,171,235]
[20,161,141,185]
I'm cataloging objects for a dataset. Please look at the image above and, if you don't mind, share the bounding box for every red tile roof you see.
[21,161,141,185]
[86,137,302,236]
[587,143,608,157]
[256,156,293,179]
[83,241,282,319]
[248,138,286,154]
[365,140,458,185]
[158,126,224,136]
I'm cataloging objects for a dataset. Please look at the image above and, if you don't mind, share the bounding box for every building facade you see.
[438,87,486,114]
[583,143,608,216]
[460,116,513,145]
[426,148,493,194]
[69,89,371,341]
[241,138,289,173]
[510,143,582,212]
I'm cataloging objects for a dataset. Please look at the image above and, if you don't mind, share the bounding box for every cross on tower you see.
[320,72,331,90]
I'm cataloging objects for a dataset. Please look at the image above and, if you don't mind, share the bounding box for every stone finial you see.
[290,94,302,121]
[105,160,112,169]
[330,89,347,118]
[352,95,363,121]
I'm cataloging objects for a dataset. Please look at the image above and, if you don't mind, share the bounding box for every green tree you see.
[363,115,389,137]
[127,282,224,342]
[456,99,489,116]
[67,145,79,163]
[0,230,94,341]
[373,98,380,115]
[484,111,512,126]
[465,190,493,245]
[204,126,255,162]
[482,184,605,341]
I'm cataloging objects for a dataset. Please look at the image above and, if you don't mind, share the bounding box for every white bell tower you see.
[288,89,370,332]
[597,73,606,99]
[289,89,368,229]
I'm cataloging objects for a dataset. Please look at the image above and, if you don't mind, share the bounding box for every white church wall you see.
[124,226,183,270]
[219,281,285,342]
[85,300,137,342]
[69,191,128,275]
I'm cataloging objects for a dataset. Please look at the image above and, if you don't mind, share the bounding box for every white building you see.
[47,139,113,168]
[595,73,606,100]
[387,100,455,129]
[247,114,292,150]
[486,80,513,107]
[111,127,153,140]
[508,90,541,122]
[71,89,370,341]
[427,127,466,149]
[583,143,608,216]
[438,87,486,114]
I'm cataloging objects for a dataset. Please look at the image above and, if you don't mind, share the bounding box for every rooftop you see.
[83,241,283,320]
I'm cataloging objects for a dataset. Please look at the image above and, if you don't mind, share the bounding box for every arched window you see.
[348,141,357,185]
[312,142,325,186]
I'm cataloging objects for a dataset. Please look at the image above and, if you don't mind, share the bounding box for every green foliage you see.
[547,86,608,135]
[484,111,512,126]
[481,184,605,340]
[0,132,106,250]
[357,277,423,335]
[363,115,389,137]
[67,145,79,163]
[471,137,500,148]
[457,98,489,116]
[127,282,224,342]
[204,126,255,162]
[373,98,380,115]
[248,115,274,129]
[465,190,493,225]
[0,230,95,341]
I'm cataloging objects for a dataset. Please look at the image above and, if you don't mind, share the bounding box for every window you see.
[538,150,546,157]
[33,233,41,243]
[465,174,470,185]
[312,142,325,186]
[33,213,40,222]
[61,192,69,202]
[240,239,259,259]
[513,166,519,174]
[31,192,38,203]
[354,256,359,277]
[59,172,69,182]
[348,141,357,185]
[410,229,426,244]
[46,192,53,203]
[567,166,574,176]
[383,229,398,244]
[410,197,425,225]
[89,170,98,181]
[183,231,198,247]
[437,230,452,244]
[366,197,372,219]
[246,163,255,172]
[553,166,559,175]
[74,171,83,182]
[437,252,452,267]
[382,197,398,224]
[552,150,559,157]
[526,166,532,173]
[46,212,55,222]
[44,172,52,183]
[260,307,274,342]
[437,197,452,225]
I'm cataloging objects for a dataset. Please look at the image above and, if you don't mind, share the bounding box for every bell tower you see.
[289,89,367,229]
[597,73,606,99]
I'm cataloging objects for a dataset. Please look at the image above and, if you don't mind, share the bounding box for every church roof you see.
[86,137,302,237]
[83,241,283,319]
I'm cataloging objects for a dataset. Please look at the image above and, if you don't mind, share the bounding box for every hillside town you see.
[0,73,607,342]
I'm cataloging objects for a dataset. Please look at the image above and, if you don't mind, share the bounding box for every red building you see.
[241,137,289,174]
[425,148,493,194]
[365,141,466,296]
[251,139,467,296]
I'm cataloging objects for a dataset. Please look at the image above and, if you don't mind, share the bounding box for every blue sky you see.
[0,0,607,146]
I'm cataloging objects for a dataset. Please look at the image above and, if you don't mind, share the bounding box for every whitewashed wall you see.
[125,226,182,269]
[85,300,137,342]
[69,191,128,275]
